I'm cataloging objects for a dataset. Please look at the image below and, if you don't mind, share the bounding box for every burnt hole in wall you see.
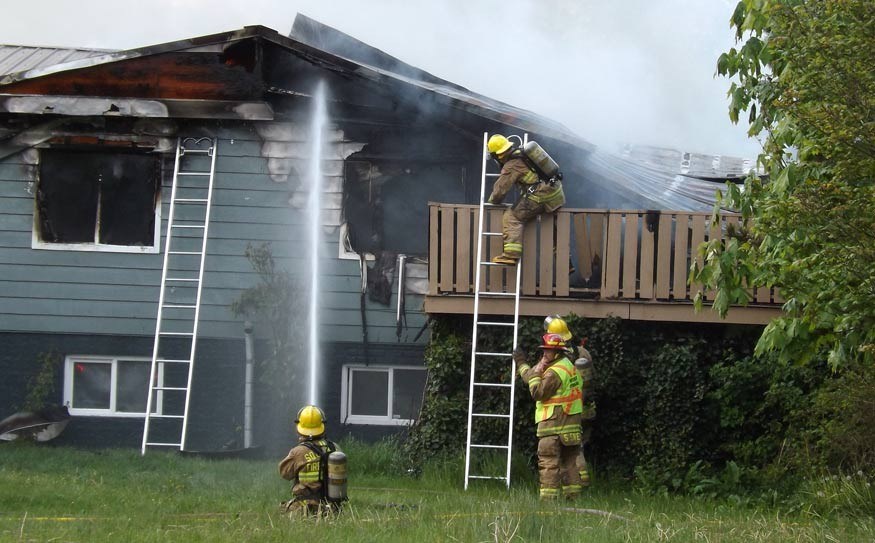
[341,130,474,257]
[37,148,160,246]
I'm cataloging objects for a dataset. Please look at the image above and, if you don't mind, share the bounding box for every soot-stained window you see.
[343,159,467,256]
[36,149,160,250]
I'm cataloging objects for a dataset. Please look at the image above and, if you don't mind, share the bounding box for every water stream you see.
[306,80,327,406]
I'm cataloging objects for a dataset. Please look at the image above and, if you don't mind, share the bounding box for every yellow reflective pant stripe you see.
[539,487,559,499]
[562,484,582,496]
[503,242,522,255]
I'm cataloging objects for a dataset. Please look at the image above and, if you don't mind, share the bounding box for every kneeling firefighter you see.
[278,405,348,516]
[486,134,565,265]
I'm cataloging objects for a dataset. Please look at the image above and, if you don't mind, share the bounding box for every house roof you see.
[0,45,110,77]
[0,21,594,152]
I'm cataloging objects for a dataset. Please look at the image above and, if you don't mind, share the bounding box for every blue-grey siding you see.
[0,121,428,347]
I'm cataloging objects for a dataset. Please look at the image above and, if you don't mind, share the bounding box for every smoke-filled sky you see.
[2,0,760,157]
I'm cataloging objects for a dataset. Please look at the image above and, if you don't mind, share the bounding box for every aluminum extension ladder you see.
[142,137,217,454]
[463,132,524,489]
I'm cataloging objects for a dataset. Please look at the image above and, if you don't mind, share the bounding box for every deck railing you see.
[428,203,782,306]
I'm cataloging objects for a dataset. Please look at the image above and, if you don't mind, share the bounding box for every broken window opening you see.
[36,148,161,250]
[342,157,468,258]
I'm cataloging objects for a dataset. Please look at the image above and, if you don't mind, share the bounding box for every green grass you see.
[0,443,873,542]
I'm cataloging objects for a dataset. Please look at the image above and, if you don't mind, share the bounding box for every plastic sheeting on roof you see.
[582,149,739,211]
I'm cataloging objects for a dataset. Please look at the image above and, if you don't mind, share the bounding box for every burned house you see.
[0,16,781,451]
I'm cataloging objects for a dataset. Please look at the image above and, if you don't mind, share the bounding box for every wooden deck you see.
[425,203,782,325]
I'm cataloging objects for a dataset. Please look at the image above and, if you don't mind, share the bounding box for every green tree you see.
[694,0,875,368]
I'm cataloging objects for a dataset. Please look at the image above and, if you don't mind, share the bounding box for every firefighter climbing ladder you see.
[464,132,524,489]
[142,137,217,454]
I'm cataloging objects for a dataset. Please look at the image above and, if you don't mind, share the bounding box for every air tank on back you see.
[522,141,560,180]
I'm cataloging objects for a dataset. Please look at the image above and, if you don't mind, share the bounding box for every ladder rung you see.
[162,304,196,309]
[171,225,206,229]
[152,386,188,391]
[473,382,513,388]
[145,442,182,447]
[479,291,518,298]
[155,359,191,364]
[483,202,510,208]
[174,198,208,203]
[471,444,510,449]
[482,232,502,237]
[468,475,509,480]
[480,261,517,267]
[160,332,194,336]
[168,251,203,255]
[177,171,212,176]
[472,413,511,418]
[485,173,501,178]
[477,321,515,327]
[475,352,512,357]
[165,277,199,282]
[180,148,212,155]
[149,414,185,419]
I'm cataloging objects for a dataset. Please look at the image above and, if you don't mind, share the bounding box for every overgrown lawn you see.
[0,443,872,542]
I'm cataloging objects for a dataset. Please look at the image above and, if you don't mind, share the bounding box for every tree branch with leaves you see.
[692,0,875,368]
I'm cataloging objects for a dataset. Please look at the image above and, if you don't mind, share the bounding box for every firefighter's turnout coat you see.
[518,355,585,499]
[278,436,339,509]
[487,156,565,258]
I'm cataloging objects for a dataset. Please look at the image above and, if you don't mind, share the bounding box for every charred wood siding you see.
[2,52,263,101]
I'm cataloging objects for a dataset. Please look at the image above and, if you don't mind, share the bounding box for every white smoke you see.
[3,0,757,157]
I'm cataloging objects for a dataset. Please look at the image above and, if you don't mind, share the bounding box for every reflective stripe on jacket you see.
[535,358,583,423]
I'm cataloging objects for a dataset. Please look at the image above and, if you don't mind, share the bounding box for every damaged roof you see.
[0,18,594,152]
[0,45,110,77]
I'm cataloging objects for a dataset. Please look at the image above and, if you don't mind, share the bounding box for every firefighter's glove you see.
[512,348,526,364]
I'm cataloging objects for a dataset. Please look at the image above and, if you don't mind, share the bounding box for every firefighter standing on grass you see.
[278,405,345,516]
[543,315,596,487]
[486,134,565,265]
[514,333,584,500]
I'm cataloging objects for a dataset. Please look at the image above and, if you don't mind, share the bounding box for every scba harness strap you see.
[300,439,338,502]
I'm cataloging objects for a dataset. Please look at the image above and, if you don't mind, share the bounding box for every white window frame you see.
[340,365,426,426]
[337,222,375,261]
[31,148,162,254]
[63,355,158,418]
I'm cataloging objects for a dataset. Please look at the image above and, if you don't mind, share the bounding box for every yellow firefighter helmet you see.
[543,314,572,341]
[487,134,514,156]
[295,405,326,436]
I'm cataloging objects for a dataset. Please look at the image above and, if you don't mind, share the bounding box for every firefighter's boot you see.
[491,253,520,265]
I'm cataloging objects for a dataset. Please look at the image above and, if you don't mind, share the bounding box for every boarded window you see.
[36,149,160,247]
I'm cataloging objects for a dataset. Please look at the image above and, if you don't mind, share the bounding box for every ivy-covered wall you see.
[405,314,860,483]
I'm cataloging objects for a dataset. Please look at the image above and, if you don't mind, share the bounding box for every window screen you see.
[116,360,150,413]
[393,368,427,420]
[350,369,389,416]
[72,361,111,409]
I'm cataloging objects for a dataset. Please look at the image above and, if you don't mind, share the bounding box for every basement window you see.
[63,356,154,417]
[340,365,427,426]
[33,148,161,253]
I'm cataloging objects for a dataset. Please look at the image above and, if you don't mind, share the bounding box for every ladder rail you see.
[142,137,184,455]
[463,132,490,490]
[180,137,217,451]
